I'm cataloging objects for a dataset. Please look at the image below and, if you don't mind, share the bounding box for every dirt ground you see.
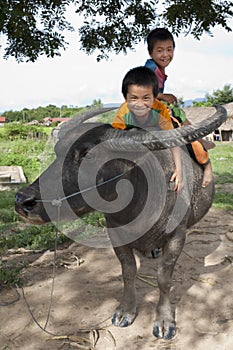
[1,207,233,350]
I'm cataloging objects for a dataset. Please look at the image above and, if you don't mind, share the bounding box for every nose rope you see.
[34,154,154,207]
[19,156,147,337]
[19,156,150,337]
[21,173,127,338]
[20,203,62,337]
[35,171,131,206]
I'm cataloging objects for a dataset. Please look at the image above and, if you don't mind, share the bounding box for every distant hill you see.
[183,98,206,107]
[104,100,207,108]
[104,100,207,109]
[103,103,121,108]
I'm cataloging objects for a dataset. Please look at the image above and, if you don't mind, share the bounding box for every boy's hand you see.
[170,170,183,192]
[158,93,177,104]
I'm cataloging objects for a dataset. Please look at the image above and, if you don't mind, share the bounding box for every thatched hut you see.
[219,102,233,141]
[183,102,233,141]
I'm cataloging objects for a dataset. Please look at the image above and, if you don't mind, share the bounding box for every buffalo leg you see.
[112,245,137,327]
[153,230,186,339]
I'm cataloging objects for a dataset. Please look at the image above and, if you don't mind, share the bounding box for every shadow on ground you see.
[0,208,233,350]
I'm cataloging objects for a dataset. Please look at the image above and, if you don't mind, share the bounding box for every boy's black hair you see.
[121,66,159,98]
[147,28,175,54]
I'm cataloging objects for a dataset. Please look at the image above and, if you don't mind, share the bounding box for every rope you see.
[18,157,148,338]
[43,204,60,330]
[36,166,136,206]
[35,151,155,207]
[20,191,114,338]
[21,286,58,337]
[20,203,61,336]
[18,167,128,336]
[22,171,128,334]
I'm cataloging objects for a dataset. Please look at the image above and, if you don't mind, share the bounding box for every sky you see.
[0,13,233,113]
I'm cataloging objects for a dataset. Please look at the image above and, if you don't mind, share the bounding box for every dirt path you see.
[1,208,233,350]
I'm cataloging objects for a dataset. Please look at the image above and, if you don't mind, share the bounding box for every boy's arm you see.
[112,102,128,130]
[170,146,183,192]
[153,100,183,191]
[153,100,174,130]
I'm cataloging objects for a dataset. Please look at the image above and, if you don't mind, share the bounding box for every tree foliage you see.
[206,84,233,104]
[193,84,233,106]
[0,0,74,62]
[2,104,83,122]
[0,0,232,62]
[2,100,104,122]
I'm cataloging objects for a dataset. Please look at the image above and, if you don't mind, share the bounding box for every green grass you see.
[209,142,233,210]
[0,260,23,287]
[213,192,233,210]
[98,110,115,124]
[209,142,233,182]
[0,138,48,182]
[0,191,18,224]
[0,224,67,252]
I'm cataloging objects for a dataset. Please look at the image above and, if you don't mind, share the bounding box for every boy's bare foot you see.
[202,162,213,188]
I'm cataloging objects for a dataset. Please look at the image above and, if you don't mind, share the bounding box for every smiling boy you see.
[112,66,183,192]
[145,28,177,105]
[144,28,213,188]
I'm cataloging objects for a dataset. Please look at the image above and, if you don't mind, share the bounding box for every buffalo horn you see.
[58,106,117,139]
[103,105,227,152]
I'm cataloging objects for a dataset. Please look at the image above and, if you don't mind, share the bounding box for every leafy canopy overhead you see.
[0,0,232,62]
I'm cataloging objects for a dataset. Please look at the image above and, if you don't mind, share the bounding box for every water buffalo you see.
[15,105,226,339]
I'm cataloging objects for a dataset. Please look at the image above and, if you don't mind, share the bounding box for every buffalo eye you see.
[74,149,94,163]
[81,152,93,160]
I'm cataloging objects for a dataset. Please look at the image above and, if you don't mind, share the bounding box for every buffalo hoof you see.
[153,321,176,339]
[112,309,137,327]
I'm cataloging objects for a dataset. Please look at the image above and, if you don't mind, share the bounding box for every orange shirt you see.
[112,100,173,130]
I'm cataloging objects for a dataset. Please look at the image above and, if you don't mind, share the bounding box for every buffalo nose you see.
[15,192,37,213]
[15,192,23,203]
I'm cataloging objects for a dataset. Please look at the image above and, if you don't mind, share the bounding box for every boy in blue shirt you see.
[145,28,178,105]
[145,28,213,188]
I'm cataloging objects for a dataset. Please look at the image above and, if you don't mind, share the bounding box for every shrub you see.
[2,123,46,140]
